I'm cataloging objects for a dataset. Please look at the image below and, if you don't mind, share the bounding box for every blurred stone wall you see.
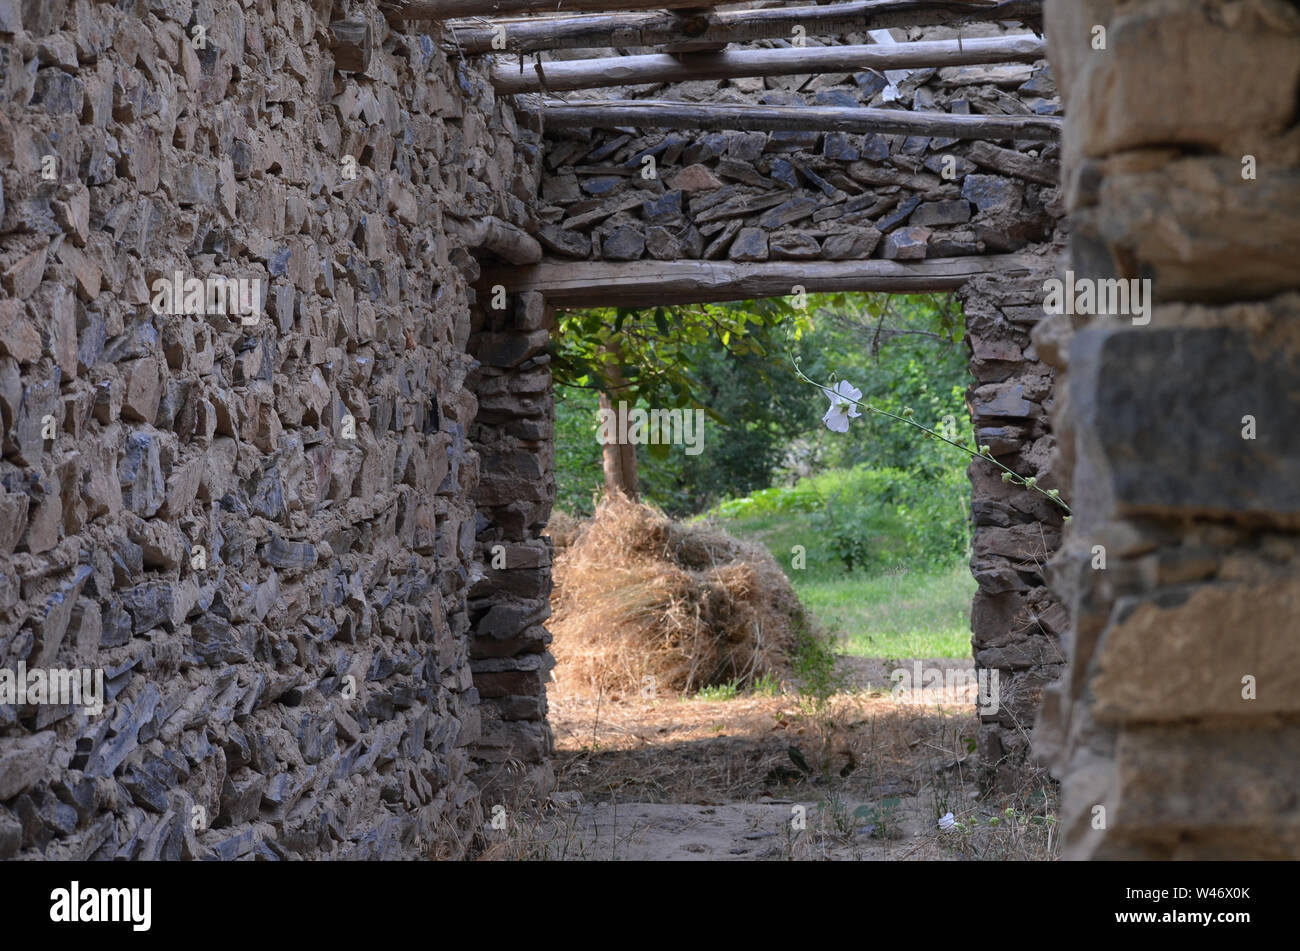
[1035,0,1300,858]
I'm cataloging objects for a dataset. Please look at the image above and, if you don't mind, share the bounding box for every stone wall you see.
[466,289,556,800]
[1034,0,1300,858]
[0,0,538,859]
[959,262,1068,789]
[536,22,1061,266]
[528,26,1069,786]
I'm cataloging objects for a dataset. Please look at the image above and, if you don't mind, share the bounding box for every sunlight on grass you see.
[711,486,976,660]
[797,564,974,659]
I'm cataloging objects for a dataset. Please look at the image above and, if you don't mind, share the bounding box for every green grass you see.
[796,563,974,659]
[706,470,975,660]
[694,680,741,702]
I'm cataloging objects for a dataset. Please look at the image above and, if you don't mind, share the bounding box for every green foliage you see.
[811,464,971,574]
[854,797,903,838]
[695,680,742,702]
[550,297,808,411]
[553,386,603,516]
[792,621,840,703]
[551,290,973,520]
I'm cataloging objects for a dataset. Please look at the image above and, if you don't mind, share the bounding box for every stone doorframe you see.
[462,250,1068,798]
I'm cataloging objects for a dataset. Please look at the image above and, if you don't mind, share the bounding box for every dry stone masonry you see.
[521,20,1069,787]
[12,0,1282,862]
[535,21,1062,267]
[1034,0,1300,859]
[0,0,539,859]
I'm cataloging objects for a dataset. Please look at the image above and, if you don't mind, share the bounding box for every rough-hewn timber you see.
[483,255,1046,306]
[523,100,1062,141]
[492,35,1046,94]
[442,0,1045,55]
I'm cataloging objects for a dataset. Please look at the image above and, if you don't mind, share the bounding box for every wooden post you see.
[447,216,544,265]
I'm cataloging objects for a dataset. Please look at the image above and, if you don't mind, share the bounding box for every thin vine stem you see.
[793,360,1071,517]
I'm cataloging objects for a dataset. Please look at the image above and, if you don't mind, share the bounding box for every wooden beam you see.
[447,216,544,265]
[481,254,1044,307]
[966,140,1059,185]
[492,35,1044,94]
[389,0,745,17]
[441,0,1044,56]
[520,98,1061,140]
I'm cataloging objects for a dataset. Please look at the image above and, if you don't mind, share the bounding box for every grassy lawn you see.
[706,488,975,660]
[795,563,974,659]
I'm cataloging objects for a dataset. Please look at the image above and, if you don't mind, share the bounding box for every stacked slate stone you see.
[0,0,539,860]
[466,290,557,799]
[959,267,1068,791]
[535,27,1061,268]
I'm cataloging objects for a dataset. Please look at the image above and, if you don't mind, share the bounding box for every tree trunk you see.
[598,350,639,502]
[599,389,639,501]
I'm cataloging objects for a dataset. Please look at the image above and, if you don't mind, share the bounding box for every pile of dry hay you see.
[548,493,819,697]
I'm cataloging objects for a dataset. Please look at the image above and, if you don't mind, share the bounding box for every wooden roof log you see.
[481,254,1046,307]
[447,215,544,264]
[390,0,755,18]
[437,0,1044,56]
[519,98,1061,140]
[491,34,1044,93]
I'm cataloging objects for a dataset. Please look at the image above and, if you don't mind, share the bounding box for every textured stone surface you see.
[0,0,539,861]
[1038,0,1300,860]
[543,42,1059,266]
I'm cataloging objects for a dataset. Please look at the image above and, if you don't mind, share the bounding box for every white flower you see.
[821,380,863,433]
[938,812,956,831]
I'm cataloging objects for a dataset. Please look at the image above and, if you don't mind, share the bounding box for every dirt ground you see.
[478,658,1059,861]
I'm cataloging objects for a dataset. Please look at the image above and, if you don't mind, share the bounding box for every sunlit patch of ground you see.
[476,658,1059,861]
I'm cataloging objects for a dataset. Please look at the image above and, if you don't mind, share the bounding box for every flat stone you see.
[601,225,645,261]
[924,153,978,181]
[962,174,1024,216]
[12,372,61,467]
[822,133,860,161]
[769,232,822,260]
[644,226,681,260]
[821,227,882,260]
[876,195,923,232]
[262,534,318,570]
[728,227,768,262]
[757,196,818,230]
[121,357,161,423]
[119,430,165,517]
[4,247,48,298]
[579,176,625,197]
[880,226,930,260]
[766,130,820,153]
[910,199,972,227]
[30,68,83,114]
[121,581,177,634]
[190,614,255,666]
[725,132,767,161]
[666,164,723,191]
[536,223,590,258]
[641,190,683,225]
[0,733,55,800]
[0,301,41,363]
[1071,317,1300,519]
